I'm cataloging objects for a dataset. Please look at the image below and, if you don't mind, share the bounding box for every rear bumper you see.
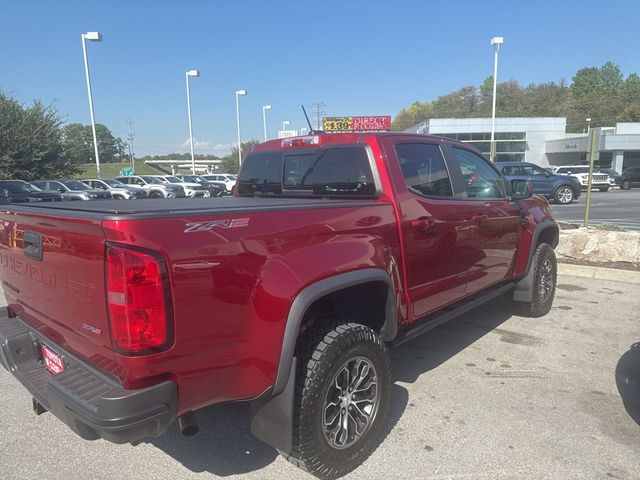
[0,309,177,444]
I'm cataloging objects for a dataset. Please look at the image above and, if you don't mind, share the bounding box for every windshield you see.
[141,176,163,184]
[0,181,42,193]
[165,176,182,183]
[181,175,198,182]
[103,179,126,187]
[64,180,92,190]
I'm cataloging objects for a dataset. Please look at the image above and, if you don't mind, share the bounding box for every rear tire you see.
[150,192,163,199]
[554,186,574,204]
[515,243,557,317]
[284,322,391,479]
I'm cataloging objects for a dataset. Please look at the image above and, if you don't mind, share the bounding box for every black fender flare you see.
[250,268,396,453]
[513,220,559,303]
[273,267,396,396]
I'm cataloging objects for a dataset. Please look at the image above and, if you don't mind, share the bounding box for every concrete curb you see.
[558,263,640,284]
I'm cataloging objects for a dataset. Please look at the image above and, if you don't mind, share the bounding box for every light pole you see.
[81,31,102,177]
[262,105,272,141]
[586,117,592,133]
[489,36,504,163]
[185,70,200,174]
[235,89,247,167]
[282,120,290,132]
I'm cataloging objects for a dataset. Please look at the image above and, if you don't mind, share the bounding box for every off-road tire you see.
[284,322,391,479]
[554,186,574,204]
[515,243,557,317]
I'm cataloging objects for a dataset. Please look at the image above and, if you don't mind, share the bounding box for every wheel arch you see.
[273,268,397,397]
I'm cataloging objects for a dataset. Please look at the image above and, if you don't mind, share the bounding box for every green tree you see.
[219,140,259,173]
[0,91,80,180]
[61,123,125,164]
[391,101,433,131]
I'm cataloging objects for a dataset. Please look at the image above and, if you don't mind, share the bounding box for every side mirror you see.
[511,179,533,200]
[57,187,65,193]
[544,170,551,177]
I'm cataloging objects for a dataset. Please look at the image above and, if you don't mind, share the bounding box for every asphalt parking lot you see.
[550,189,640,231]
[0,274,639,480]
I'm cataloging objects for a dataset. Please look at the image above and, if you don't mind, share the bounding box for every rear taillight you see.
[106,245,172,354]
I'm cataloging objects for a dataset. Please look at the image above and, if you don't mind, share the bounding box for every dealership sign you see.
[323,116,391,133]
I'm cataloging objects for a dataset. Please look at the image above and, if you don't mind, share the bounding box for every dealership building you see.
[405,117,640,172]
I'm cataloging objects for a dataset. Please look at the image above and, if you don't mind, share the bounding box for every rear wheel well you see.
[297,281,389,341]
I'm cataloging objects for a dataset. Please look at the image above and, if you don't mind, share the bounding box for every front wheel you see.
[554,186,574,204]
[285,322,391,479]
[515,243,557,317]
[599,187,610,192]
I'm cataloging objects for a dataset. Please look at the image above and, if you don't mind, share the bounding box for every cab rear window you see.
[238,146,376,196]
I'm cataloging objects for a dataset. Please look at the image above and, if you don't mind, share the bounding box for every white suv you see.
[553,165,611,192]
[203,173,236,192]
[153,175,209,198]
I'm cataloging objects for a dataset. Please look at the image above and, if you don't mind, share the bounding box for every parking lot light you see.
[262,105,272,141]
[236,90,247,167]
[490,36,504,163]
[186,70,200,175]
[81,31,103,178]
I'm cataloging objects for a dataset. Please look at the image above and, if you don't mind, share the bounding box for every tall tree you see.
[219,140,259,173]
[61,123,125,164]
[0,91,79,179]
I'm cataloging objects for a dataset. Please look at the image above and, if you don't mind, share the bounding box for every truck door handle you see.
[470,214,488,222]
[410,217,435,233]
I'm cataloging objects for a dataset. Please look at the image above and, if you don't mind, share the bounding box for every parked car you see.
[83,178,149,199]
[0,180,63,203]
[552,165,610,191]
[496,162,582,204]
[619,166,640,190]
[595,168,622,188]
[202,173,235,192]
[31,180,112,201]
[152,175,208,198]
[0,132,559,479]
[114,175,185,198]
[176,174,227,197]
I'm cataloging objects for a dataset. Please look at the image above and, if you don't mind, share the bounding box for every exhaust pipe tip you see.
[178,411,199,437]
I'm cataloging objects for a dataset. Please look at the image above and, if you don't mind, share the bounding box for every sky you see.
[1,0,639,157]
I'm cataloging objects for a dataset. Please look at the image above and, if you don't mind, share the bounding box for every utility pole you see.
[127,118,135,172]
[312,102,326,130]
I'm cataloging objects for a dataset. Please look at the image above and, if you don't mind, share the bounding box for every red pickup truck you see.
[0,133,558,478]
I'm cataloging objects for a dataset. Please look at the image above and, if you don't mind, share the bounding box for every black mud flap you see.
[250,357,296,454]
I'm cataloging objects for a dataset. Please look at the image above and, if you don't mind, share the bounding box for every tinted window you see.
[452,148,506,199]
[501,165,522,175]
[283,147,374,195]
[238,151,283,194]
[395,143,453,197]
[64,180,91,190]
[141,176,163,184]
[521,164,547,176]
[104,179,126,187]
[49,181,66,190]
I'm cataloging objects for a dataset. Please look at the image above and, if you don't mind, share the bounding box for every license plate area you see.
[41,344,65,375]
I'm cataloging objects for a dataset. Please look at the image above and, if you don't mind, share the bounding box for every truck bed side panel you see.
[102,202,400,412]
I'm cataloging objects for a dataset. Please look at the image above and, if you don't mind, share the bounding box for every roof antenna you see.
[302,104,324,134]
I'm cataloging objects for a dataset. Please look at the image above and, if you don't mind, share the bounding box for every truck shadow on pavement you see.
[144,296,517,476]
[145,378,408,476]
[615,342,640,426]
[392,296,516,384]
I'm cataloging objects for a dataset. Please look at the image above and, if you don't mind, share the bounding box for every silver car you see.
[83,178,149,199]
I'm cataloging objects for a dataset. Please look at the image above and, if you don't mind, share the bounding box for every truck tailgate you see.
[0,210,115,370]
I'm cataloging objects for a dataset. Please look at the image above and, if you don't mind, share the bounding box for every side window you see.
[501,165,521,176]
[452,147,506,199]
[395,143,453,197]
[521,165,546,176]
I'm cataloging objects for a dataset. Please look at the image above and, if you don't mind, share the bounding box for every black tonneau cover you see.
[1,197,385,219]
